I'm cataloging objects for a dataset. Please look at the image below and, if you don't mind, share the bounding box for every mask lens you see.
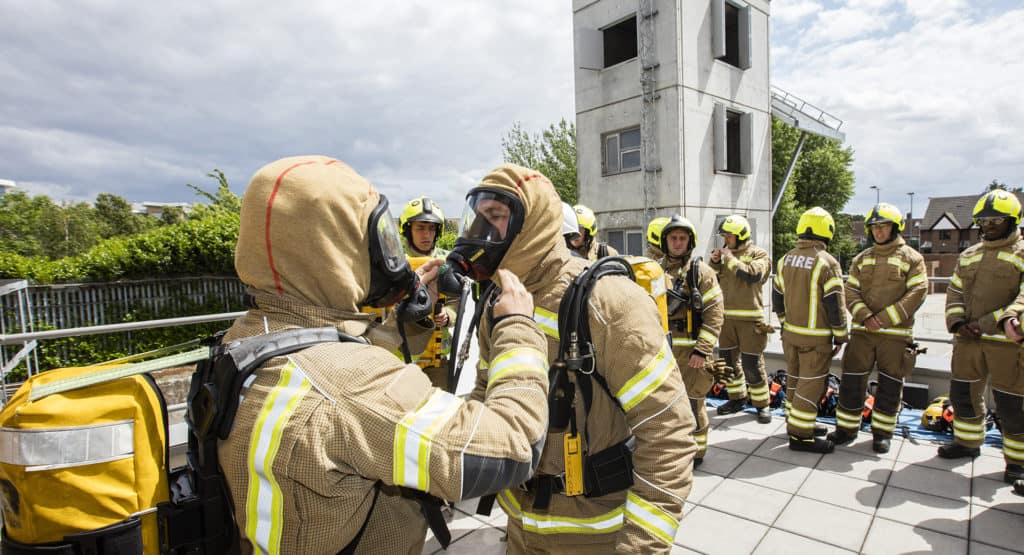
[460,191,518,243]
[371,195,407,274]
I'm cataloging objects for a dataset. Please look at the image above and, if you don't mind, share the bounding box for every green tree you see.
[0,190,53,257]
[501,119,578,204]
[94,193,152,238]
[39,200,101,259]
[771,117,858,269]
[985,179,1022,193]
[187,169,241,217]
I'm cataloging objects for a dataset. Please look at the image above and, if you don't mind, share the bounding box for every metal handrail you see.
[0,311,246,346]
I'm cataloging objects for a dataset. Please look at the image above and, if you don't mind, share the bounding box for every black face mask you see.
[364,195,434,322]
[444,188,525,284]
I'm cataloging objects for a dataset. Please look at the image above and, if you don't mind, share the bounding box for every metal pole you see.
[0,311,246,346]
[771,131,807,218]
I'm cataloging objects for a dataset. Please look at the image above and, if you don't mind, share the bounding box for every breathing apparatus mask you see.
[364,195,434,323]
[438,188,525,296]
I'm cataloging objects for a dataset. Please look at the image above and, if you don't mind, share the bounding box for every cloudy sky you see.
[2,0,1021,221]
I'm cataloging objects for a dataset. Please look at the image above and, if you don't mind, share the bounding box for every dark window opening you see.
[603,17,637,68]
[721,3,740,66]
[603,127,642,175]
[725,110,742,174]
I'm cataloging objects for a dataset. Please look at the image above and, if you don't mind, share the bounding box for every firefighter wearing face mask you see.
[449,165,696,553]
[709,215,773,424]
[400,197,458,390]
[827,204,927,454]
[222,156,550,554]
[571,204,620,260]
[646,216,669,259]
[773,207,848,454]
[660,214,724,465]
[941,189,1024,485]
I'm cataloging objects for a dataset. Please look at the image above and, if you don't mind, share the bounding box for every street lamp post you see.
[869,185,880,204]
[907,191,916,241]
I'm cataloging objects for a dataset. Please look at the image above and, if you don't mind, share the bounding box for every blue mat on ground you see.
[704,397,1005,448]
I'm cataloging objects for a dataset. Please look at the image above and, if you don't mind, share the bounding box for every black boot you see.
[827,428,857,446]
[1014,480,1024,496]
[694,456,703,467]
[814,424,828,437]
[1004,464,1024,484]
[872,434,891,454]
[717,398,747,415]
[756,406,772,424]
[789,435,835,454]
[937,443,980,459]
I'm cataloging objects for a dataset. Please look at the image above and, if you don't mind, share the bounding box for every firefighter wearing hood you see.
[452,165,696,553]
[660,215,725,465]
[222,156,550,553]
[828,203,927,454]
[943,190,1024,486]
[570,204,620,260]
[399,196,458,390]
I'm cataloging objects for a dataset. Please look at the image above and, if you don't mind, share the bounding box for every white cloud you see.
[772,1,823,24]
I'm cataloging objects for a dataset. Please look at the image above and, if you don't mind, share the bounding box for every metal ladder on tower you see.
[638,0,659,224]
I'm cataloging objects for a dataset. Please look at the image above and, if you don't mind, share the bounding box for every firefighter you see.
[773,207,848,453]
[646,216,669,259]
[399,196,457,390]
[942,189,1024,486]
[710,214,773,424]
[221,156,550,553]
[570,204,620,259]
[562,201,586,258]
[450,164,696,553]
[660,214,725,465]
[827,203,927,454]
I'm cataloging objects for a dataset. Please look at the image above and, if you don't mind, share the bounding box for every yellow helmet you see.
[573,204,598,237]
[973,189,1022,226]
[921,396,953,433]
[864,203,904,235]
[646,217,669,249]
[796,207,835,243]
[399,197,444,245]
[718,214,751,242]
[661,214,697,257]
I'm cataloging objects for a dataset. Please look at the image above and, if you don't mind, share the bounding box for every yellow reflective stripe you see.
[824,277,843,292]
[998,251,1024,273]
[851,324,913,337]
[960,253,983,267]
[724,309,763,318]
[808,257,825,328]
[497,489,625,535]
[992,308,1005,323]
[1003,436,1024,460]
[616,342,675,412]
[906,273,927,287]
[246,361,311,554]
[726,257,739,270]
[672,337,696,347]
[981,333,1016,344]
[846,275,861,288]
[787,405,817,424]
[950,274,963,288]
[533,308,559,339]
[775,259,785,292]
[698,329,717,345]
[860,257,876,267]
[871,411,896,424]
[945,306,965,317]
[835,409,861,428]
[1004,436,1024,450]
[887,257,910,272]
[625,491,679,546]
[702,285,722,304]
[694,431,707,447]
[393,389,463,491]
[783,322,833,337]
[885,305,902,326]
[487,348,547,390]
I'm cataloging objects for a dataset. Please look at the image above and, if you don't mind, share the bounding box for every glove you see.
[755,321,776,335]
[710,358,736,383]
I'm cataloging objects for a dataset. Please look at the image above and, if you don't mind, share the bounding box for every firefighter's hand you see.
[832,344,844,357]
[864,315,883,331]
[710,249,722,263]
[492,269,533,319]
[689,353,706,369]
[1004,317,1023,342]
[415,259,443,302]
[435,311,450,327]
[958,322,982,339]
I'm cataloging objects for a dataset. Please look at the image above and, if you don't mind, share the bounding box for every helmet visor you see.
[459,190,522,243]
[370,195,407,275]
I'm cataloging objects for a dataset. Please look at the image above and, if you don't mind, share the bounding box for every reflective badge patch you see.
[564,434,583,496]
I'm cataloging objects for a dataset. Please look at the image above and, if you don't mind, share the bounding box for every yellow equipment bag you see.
[0,364,171,554]
[622,255,670,334]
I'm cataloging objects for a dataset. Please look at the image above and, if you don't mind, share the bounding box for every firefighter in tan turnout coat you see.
[710,214,774,424]
[773,207,848,454]
[451,165,696,553]
[828,203,927,454]
[221,156,550,554]
[941,189,1024,485]
[660,215,724,465]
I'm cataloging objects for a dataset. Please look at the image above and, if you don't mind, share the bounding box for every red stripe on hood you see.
[513,173,545,191]
[265,160,318,295]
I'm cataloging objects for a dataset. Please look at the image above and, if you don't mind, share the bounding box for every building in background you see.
[0,179,16,198]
